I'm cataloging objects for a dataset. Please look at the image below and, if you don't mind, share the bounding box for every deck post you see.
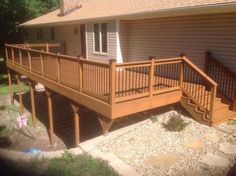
[57,54,61,83]
[16,74,24,114]
[45,88,55,145]
[71,102,80,146]
[109,59,116,106]
[148,57,155,97]
[209,85,217,122]
[97,113,114,135]
[29,80,37,128]
[179,54,185,88]
[11,48,15,64]
[40,50,44,76]
[46,43,49,52]
[5,45,9,62]
[205,52,211,74]
[7,69,14,105]
[28,50,32,72]
[78,56,83,92]
[19,49,22,67]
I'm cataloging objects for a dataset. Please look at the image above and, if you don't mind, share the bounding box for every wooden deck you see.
[5,44,236,145]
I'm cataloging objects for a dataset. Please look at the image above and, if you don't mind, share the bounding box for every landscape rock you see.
[200,153,230,167]
[184,139,204,150]
[147,153,179,168]
[219,142,236,154]
[204,132,220,143]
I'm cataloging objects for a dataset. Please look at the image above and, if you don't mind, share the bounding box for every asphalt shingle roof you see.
[21,0,236,26]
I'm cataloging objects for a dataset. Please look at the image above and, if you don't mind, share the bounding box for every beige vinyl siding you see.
[121,13,236,73]
[26,24,82,56]
[119,21,129,62]
[86,21,116,61]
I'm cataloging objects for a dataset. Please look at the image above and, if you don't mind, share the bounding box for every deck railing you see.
[181,54,217,119]
[5,44,110,103]
[205,52,236,111]
[11,43,66,53]
[5,44,218,120]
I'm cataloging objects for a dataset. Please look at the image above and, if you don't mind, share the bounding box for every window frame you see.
[93,23,108,55]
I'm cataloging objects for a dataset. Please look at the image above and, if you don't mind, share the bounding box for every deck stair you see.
[181,94,235,126]
[180,52,236,126]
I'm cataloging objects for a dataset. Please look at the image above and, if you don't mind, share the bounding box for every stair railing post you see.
[109,59,116,106]
[179,54,186,89]
[209,84,217,121]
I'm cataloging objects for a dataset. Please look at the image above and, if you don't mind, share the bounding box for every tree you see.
[0,0,59,56]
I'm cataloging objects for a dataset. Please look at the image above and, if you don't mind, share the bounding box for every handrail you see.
[205,52,236,111]
[9,42,66,54]
[180,54,218,120]
[5,44,111,104]
[182,56,217,87]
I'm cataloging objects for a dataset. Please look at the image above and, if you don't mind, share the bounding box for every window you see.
[93,23,107,54]
[37,28,43,40]
[51,28,55,40]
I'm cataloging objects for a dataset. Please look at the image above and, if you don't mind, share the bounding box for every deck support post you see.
[7,69,14,105]
[71,102,80,146]
[45,88,55,145]
[233,88,236,111]
[97,113,114,135]
[29,80,37,128]
[16,74,24,114]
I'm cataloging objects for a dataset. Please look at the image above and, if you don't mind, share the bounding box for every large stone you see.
[219,142,236,154]
[204,133,219,143]
[147,153,179,168]
[219,125,236,134]
[199,153,230,167]
[184,139,204,150]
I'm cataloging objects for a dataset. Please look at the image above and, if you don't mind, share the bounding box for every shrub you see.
[162,112,188,132]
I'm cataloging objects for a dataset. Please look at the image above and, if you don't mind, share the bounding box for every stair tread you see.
[214,102,229,110]
[213,111,236,122]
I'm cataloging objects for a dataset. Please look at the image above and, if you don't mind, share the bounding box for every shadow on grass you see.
[0,152,119,176]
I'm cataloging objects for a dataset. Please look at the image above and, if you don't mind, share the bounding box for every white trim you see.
[85,23,88,59]
[93,23,108,55]
[116,19,123,63]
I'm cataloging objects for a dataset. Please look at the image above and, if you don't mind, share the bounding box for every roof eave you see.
[20,2,236,28]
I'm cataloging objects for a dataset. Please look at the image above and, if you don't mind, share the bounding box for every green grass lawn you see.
[0,152,119,176]
[0,58,29,95]
[0,74,29,95]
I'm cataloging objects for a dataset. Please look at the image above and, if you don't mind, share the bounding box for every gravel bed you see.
[98,110,236,176]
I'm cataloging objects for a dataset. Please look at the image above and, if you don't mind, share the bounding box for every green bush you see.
[162,112,189,132]
[45,152,118,176]
[0,152,119,176]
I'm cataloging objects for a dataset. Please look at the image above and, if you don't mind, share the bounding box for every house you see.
[5,0,236,146]
[21,0,236,72]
